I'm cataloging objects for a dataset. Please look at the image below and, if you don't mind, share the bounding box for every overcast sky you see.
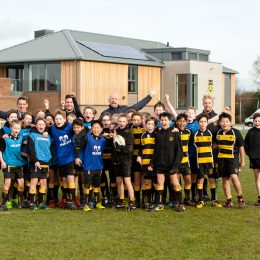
[0,0,259,91]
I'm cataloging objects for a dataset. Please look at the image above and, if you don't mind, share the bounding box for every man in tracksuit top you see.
[50,110,76,210]
[0,120,26,211]
[75,120,106,212]
[27,118,52,210]
[149,112,184,212]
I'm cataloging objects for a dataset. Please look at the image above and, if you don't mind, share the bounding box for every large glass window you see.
[7,66,24,92]
[29,63,61,91]
[176,74,198,109]
[128,65,138,93]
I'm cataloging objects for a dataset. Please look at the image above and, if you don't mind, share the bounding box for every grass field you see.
[0,132,259,259]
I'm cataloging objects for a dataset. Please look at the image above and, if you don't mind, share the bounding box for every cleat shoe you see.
[88,201,94,209]
[38,203,50,210]
[21,200,29,209]
[116,202,125,209]
[150,203,164,212]
[57,199,67,208]
[203,195,210,202]
[125,202,136,211]
[196,201,204,209]
[66,201,77,210]
[83,204,91,212]
[73,196,81,208]
[29,203,38,211]
[184,199,196,206]
[224,201,233,208]
[166,201,174,207]
[254,200,260,206]
[144,203,153,211]
[175,204,186,212]
[96,202,105,209]
[238,199,246,208]
[48,200,56,208]
[211,200,222,208]
[0,204,8,211]
[11,198,19,207]
[17,203,23,209]
[5,201,13,209]
[102,196,108,206]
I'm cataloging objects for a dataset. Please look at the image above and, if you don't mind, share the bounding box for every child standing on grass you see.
[149,112,184,212]
[0,120,26,211]
[136,117,157,210]
[50,110,76,210]
[216,112,245,208]
[27,118,51,210]
[192,114,222,209]
[112,113,136,211]
[175,113,195,206]
[75,120,106,212]
[131,112,146,208]
[244,113,260,206]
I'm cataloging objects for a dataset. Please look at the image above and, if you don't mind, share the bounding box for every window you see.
[172,52,182,60]
[176,74,198,109]
[7,66,24,92]
[224,74,231,106]
[128,65,138,93]
[29,63,61,91]
[188,53,197,60]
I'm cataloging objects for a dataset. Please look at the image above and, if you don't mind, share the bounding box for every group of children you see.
[0,94,259,213]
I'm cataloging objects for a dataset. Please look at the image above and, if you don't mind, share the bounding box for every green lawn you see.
[0,130,259,259]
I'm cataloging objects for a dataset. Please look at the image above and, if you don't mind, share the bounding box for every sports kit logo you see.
[59,135,71,146]
[92,145,101,155]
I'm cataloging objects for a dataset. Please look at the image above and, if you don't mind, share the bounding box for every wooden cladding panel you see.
[79,61,128,105]
[0,66,6,78]
[61,61,77,99]
[138,66,161,105]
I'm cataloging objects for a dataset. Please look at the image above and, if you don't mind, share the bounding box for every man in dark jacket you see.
[100,89,157,116]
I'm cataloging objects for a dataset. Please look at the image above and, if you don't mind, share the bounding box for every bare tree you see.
[251,56,260,89]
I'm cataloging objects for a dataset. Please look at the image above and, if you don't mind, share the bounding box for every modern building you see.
[0,29,237,120]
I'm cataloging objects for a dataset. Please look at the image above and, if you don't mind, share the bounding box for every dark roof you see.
[0,29,166,67]
[222,66,238,74]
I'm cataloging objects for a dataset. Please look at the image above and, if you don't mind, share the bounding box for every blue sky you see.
[0,0,259,91]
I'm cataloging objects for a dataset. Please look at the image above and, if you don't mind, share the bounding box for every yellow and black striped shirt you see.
[131,125,146,156]
[102,128,113,160]
[193,129,213,165]
[216,128,244,159]
[180,129,191,166]
[139,131,156,167]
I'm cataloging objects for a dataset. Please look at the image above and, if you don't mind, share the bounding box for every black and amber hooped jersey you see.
[102,128,113,160]
[131,125,146,156]
[180,129,191,165]
[139,131,156,166]
[216,128,239,159]
[193,129,213,166]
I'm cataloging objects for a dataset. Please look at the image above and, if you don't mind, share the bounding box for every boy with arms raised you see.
[216,112,246,208]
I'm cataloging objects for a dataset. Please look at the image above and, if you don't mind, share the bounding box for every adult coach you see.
[197,94,219,134]
[0,96,30,120]
[101,89,158,116]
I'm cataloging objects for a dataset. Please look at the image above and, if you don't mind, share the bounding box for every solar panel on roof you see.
[78,41,153,61]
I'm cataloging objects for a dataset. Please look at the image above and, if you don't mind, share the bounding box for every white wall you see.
[162,60,223,115]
